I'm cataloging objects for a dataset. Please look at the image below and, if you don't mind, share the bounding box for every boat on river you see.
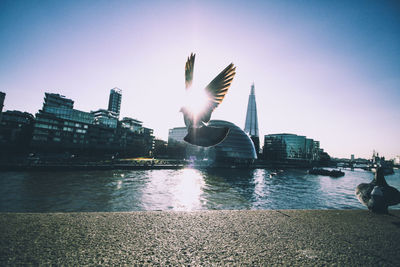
[308,168,345,178]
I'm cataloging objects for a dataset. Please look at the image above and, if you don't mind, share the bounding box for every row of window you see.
[35,123,59,130]
[37,117,59,125]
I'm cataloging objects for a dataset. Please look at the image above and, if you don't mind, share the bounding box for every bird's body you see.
[181,53,236,147]
[355,167,400,213]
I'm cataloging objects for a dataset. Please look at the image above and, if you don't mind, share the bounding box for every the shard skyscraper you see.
[244,83,260,155]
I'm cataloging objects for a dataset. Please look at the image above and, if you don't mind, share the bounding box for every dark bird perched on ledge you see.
[356,167,400,214]
[180,53,236,147]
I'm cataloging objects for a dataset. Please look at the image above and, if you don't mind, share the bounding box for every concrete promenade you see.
[1,210,400,266]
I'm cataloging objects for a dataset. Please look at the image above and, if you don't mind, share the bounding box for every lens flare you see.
[183,88,210,116]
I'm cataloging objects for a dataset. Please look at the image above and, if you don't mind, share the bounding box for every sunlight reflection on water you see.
[0,168,399,212]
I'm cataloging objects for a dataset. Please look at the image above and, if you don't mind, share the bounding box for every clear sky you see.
[1,0,399,159]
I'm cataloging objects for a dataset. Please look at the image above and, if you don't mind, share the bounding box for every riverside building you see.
[206,120,257,166]
[30,91,154,158]
[168,127,188,144]
[263,133,321,161]
[32,93,94,152]
[0,92,5,123]
[167,121,257,165]
[91,109,118,128]
[244,83,260,155]
[108,87,122,118]
[0,110,35,157]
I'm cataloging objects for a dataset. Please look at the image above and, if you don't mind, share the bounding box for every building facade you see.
[0,92,5,123]
[121,117,144,133]
[43,93,74,109]
[108,87,122,118]
[244,83,260,154]
[168,127,187,144]
[91,109,118,128]
[32,93,93,153]
[263,133,320,161]
[30,92,154,158]
[205,120,257,165]
[0,110,35,157]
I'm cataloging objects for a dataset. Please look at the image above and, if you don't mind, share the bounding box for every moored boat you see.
[308,168,345,178]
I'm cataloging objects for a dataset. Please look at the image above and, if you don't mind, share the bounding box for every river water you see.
[0,168,399,212]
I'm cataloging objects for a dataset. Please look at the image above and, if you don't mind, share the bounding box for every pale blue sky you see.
[1,0,399,159]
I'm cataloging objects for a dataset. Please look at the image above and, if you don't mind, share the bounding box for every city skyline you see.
[1,0,399,159]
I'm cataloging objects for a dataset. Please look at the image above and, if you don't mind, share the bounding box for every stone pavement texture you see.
[1,210,400,266]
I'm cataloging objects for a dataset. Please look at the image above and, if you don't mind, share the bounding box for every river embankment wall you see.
[1,210,399,266]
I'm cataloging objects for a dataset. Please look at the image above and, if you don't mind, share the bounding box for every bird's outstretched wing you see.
[205,63,236,108]
[185,53,195,89]
[199,63,236,123]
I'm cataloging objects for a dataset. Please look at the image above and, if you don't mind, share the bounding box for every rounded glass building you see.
[205,120,257,166]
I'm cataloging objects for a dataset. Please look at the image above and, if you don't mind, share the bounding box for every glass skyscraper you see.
[244,83,260,154]
[108,87,122,118]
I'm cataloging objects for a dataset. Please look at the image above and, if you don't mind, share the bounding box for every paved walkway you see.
[1,210,400,266]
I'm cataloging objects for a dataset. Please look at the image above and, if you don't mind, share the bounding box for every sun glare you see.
[173,168,205,210]
[183,87,210,115]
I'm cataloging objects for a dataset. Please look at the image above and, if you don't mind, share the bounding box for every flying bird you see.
[355,167,400,214]
[180,53,236,147]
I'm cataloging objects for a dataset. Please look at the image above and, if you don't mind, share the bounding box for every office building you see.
[0,92,5,123]
[167,126,207,159]
[31,92,94,150]
[43,106,94,125]
[40,93,94,125]
[108,87,122,117]
[91,109,118,128]
[168,127,187,144]
[263,133,320,161]
[30,92,154,158]
[43,93,74,109]
[205,120,257,165]
[0,110,35,155]
[30,92,101,152]
[0,91,5,112]
[121,117,144,133]
[244,83,260,154]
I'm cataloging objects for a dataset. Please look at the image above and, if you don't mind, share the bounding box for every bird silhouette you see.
[180,53,236,147]
[355,167,400,213]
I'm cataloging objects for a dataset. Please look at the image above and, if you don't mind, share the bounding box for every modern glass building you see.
[30,92,154,158]
[108,87,122,118]
[32,93,93,148]
[263,133,320,161]
[168,127,187,144]
[43,106,94,125]
[91,109,118,128]
[121,117,144,133]
[244,83,260,154]
[43,93,74,109]
[205,120,257,166]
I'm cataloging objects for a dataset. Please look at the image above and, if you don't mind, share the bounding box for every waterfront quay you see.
[0,159,186,171]
[1,210,400,266]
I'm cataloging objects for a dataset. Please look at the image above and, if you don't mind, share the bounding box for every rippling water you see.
[0,168,399,212]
